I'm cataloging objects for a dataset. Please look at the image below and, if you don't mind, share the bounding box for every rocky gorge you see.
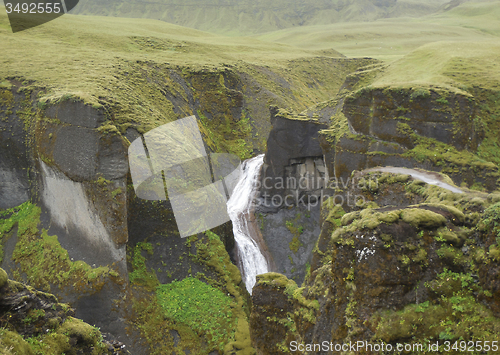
[1,9,500,355]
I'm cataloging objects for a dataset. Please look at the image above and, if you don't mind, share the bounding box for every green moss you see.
[23,309,46,325]
[285,213,304,238]
[195,231,243,291]
[289,237,302,254]
[323,202,345,226]
[1,202,116,293]
[339,209,402,235]
[224,318,255,355]
[256,273,319,325]
[437,245,466,265]
[481,202,500,238]
[488,245,500,260]
[0,330,34,355]
[377,210,401,224]
[359,178,379,193]
[157,277,236,351]
[412,248,428,264]
[0,304,108,355]
[402,134,498,183]
[424,203,464,224]
[435,227,461,245]
[59,317,104,346]
[373,269,500,346]
[341,211,361,226]
[257,272,294,288]
[436,97,449,105]
[319,108,350,146]
[378,173,410,184]
[0,267,7,288]
[400,208,447,229]
[128,242,158,290]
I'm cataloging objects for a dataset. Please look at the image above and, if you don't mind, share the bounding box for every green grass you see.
[156,277,236,351]
[70,0,449,36]
[368,41,500,91]
[0,6,358,151]
[256,1,500,61]
[128,242,159,290]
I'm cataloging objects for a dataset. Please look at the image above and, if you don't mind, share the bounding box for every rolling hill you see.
[70,0,451,35]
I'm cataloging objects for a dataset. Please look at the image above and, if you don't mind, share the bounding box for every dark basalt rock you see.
[250,169,500,354]
[45,100,107,129]
[343,87,481,151]
[0,89,32,209]
[260,106,329,210]
[0,268,126,354]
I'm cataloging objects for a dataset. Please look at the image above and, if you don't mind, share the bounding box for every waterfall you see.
[227,154,269,294]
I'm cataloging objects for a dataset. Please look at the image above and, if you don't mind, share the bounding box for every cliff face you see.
[0,52,366,354]
[251,52,500,353]
[321,82,499,191]
[251,171,500,354]
[0,267,124,354]
[260,106,329,211]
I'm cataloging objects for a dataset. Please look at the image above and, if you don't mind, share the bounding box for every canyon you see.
[1,3,500,354]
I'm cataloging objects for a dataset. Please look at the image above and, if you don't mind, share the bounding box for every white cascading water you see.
[227,154,269,294]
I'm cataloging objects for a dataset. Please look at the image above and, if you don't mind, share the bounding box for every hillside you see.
[0,7,369,354]
[71,0,450,35]
[2,1,500,354]
[257,0,500,60]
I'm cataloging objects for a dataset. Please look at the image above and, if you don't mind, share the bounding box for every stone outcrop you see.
[250,170,500,354]
[0,88,135,350]
[343,87,481,151]
[0,268,125,354]
[259,106,329,211]
[252,58,500,353]
[320,85,499,191]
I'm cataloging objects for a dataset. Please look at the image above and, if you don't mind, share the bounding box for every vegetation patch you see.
[400,208,447,229]
[1,202,117,293]
[481,202,500,238]
[128,242,158,291]
[157,277,236,351]
[372,269,500,349]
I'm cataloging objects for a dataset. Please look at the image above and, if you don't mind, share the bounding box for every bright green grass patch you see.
[157,277,236,351]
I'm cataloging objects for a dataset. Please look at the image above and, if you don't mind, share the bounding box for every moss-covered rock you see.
[250,161,500,353]
[400,208,447,228]
[0,330,34,355]
[0,271,121,354]
[0,268,7,288]
[249,273,318,354]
